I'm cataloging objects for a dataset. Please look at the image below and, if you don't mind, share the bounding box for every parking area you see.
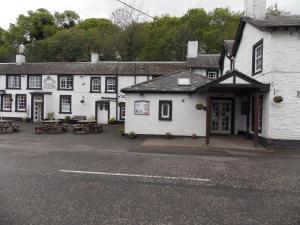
[0,123,299,225]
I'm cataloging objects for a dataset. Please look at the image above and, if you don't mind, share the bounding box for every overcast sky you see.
[0,0,299,29]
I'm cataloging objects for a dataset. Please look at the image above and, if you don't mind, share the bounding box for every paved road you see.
[0,124,299,225]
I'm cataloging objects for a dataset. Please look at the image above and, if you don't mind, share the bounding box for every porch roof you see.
[196,70,270,94]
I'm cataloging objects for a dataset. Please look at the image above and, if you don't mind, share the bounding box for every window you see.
[1,94,12,111]
[177,78,191,86]
[159,101,172,121]
[90,77,101,93]
[16,94,27,112]
[28,75,42,89]
[252,39,263,75]
[59,95,72,114]
[58,76,73,90]
[119,102,126,120]
[206,70,219,79]
[134,101,150,115]
[105,77,117,93]
[6,75,21,89]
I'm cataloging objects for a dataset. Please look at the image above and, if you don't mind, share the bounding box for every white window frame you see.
[207,71,218,79]
[91,78,101,92]
[28,76,42,89]
[2,95,12,111]
[106,78,116,93]
[253,39,263,75]
[7,75,21,89]
[16,95,27,112]
[60,95,72,114]
[59,76,73,90]
[159,101,172,121]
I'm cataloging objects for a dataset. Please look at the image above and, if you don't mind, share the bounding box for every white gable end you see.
[235,77,250,84]
[219,77,234,84]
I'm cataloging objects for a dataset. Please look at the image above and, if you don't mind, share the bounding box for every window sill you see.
[59,112,72,114]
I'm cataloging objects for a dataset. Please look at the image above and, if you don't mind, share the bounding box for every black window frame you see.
[58,75,74,91]
[206,69,219,79]
[15,94,27,112]
[90,77,101,93]
[119,102,126,121]
[159,100,172,121]
[6,75,21,90]
[59,95,72,114]
[1,94,13,112]
[252,39,264,76]
[105,77,117,93]
[27,75,42,90]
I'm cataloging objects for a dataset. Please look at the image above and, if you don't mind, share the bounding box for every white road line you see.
[59,170,211,182]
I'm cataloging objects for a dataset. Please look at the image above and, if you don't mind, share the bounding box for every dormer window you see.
[177,78,191,86]
[252,39,263,75]
[206,70,219,79]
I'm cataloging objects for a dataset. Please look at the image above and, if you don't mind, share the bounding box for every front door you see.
[97,102,109,124]
[211,100,232,134]
[33,95,44,122]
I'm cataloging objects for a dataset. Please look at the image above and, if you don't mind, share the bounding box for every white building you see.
[123,0,300,149]
[0,53,218,124]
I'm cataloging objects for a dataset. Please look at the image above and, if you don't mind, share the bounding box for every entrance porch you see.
[196,70,270,148]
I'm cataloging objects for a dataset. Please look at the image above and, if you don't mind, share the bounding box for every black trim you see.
[27,75,42,90]
[1,94,13,112]
[158,100,172,121]
[6,75,21,90]
[211,97,235,135]
[15,94,27,112]
[95,101,110,123]
[105,77,117,93]
[119,102,125,121]
[90,77,101,93]
[206,69,219,78]
[57,75,74,91]
[59,95,72,114]
[252,39,264,76]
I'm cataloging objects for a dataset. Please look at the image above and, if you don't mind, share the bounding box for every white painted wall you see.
[223,56,232,75]
[234,22,300,140]
[125,93,207,136]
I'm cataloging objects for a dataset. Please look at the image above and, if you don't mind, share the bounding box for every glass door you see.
[211,100,232,134]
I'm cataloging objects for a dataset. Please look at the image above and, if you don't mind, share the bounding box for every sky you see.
[0,0,299,29]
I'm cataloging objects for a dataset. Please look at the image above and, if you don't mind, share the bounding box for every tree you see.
[54,10,81,29]
[267,3,290,16]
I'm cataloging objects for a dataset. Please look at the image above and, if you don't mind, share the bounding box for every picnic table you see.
[35,120,68,134]
[73,120,102,134]
[0,120,20,133]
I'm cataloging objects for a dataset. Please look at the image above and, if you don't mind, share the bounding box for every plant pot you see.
[273,96,283,103]
[80,100,85,104]
[196,103,204,110]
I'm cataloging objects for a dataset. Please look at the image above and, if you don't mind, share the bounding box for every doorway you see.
[96,101,110,124]
[32,95,44,122]
[210,99,233,134]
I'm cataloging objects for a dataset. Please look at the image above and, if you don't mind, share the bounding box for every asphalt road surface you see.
[0,124,299,225]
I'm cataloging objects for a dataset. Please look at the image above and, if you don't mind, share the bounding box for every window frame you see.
[252,39,264,76]
[6,75,21,90]
[159,100,172,121]
[119,102,126,120]
[27,75,42,90]
[58,75,74,91]
[105,77,117,93]
[59,95,72,114]
[90,77,101,93]
[1,94,13,112]
[206,69,219,79]
[15,94,27,112]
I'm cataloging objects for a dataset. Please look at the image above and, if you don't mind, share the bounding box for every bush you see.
[192,134,197,139]
[109,117,116,124]
[119,125,125,136]
[47,112,55,120]
[64,116,71,123]
[165,132,173,139]
[23,117,31,123]
[128,131,136,139]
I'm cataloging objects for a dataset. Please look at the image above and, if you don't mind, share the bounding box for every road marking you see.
[59,170,211,182]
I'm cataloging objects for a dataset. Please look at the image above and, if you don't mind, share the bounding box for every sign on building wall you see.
[43,76,56,90]
[134,101,150,115]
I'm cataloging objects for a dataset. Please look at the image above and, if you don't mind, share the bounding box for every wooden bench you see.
[35,126,43,134]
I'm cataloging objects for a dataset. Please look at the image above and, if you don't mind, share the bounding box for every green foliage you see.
[0,7,244,62]
[128,131,136,139]
[118,125,125,136]
[109,117,116,124]
[165,132,173,139]
[64,116,71,123]
[47,112,55,120]
[267,3,290,16]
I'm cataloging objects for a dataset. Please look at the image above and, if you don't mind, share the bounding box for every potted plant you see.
[109,117,116,124]
[128,131,136,139]
[80,99,85,104]
[196,103,206,110]
[64,116,71,123]
[165,132,173,139]
[192,134,197,139]
[273,96,283,103]
[119,125,125,136]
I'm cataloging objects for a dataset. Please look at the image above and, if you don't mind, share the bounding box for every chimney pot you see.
[91,52,99,63]
[187,41,199,58]
[244,0,266,19]
[16,54,25,65]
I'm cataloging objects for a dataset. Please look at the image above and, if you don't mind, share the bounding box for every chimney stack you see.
[244,0,266,19]
[16,54,25,65]
[187,41,198,58]
[91,52,99,63]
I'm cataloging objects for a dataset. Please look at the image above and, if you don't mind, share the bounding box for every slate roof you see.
[0,62,188,76]
[186,54,220,69]
[243,15,300,30]
[122,71,212,93]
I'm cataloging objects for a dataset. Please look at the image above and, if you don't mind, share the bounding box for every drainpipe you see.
[116,67,119,122]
